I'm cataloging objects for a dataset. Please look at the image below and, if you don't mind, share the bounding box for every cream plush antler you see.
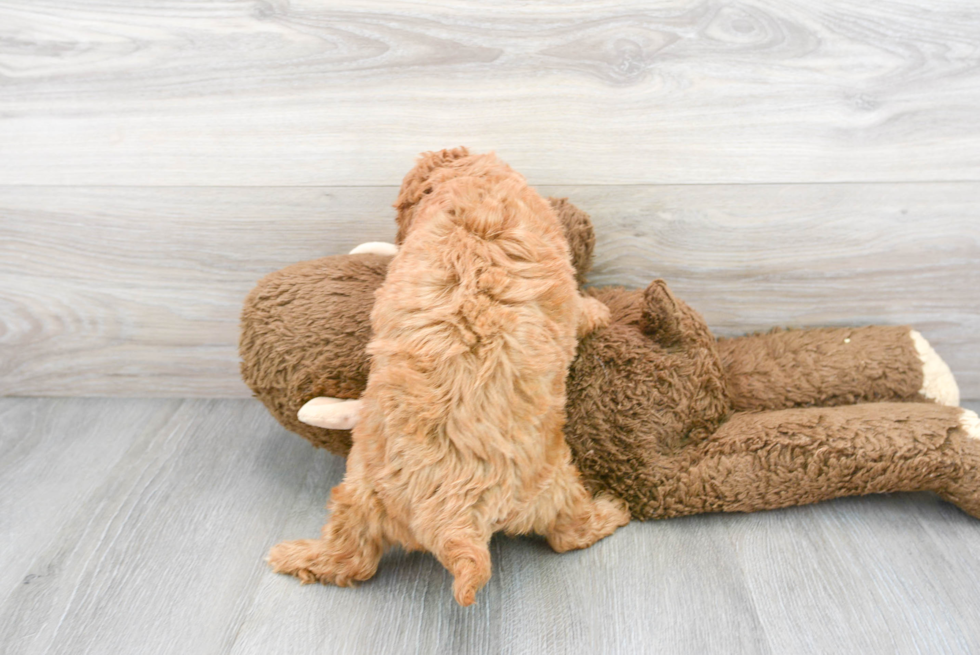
[292,241,398,431]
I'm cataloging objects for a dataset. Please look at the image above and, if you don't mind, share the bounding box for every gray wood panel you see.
[1,397,979,654]
[1,184,977,398]
[2,0,980,185]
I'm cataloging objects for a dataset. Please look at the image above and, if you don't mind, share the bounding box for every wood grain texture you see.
[0,398,322,655]
[1,398,979,654]
[0,398,179,606]
[1,184,977,398]
[2,0,980,185]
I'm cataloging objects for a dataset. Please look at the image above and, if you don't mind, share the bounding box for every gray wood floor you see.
[3,397,980,655]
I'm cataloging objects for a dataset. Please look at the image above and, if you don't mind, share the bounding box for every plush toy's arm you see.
[277,242,397,433]
[716,326,959,412]
[628,403,980,520]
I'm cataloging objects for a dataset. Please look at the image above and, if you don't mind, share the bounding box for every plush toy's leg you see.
[638,403,980,520]
[717,326,959,412]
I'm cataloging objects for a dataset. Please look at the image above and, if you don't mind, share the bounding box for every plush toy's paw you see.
[349,242,399,256]
[962,409,980,439]
[910,330,960,406]
[298,397,363,430]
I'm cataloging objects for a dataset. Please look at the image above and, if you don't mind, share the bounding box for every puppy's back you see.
[366,161,580,464]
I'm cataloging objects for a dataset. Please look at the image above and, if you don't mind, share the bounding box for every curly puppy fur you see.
[239,196,595,456]
[268,149,628,606]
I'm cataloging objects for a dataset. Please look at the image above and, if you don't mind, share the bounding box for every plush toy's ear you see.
[639,279,722,359]
[548,197,595,286]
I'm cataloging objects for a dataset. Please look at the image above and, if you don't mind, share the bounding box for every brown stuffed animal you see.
[241,172,979,522]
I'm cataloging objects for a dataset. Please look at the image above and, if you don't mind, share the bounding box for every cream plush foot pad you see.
[911,330,960,407]
[961,409,980,440]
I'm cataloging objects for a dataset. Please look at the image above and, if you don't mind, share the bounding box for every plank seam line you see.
[1,180,980,190]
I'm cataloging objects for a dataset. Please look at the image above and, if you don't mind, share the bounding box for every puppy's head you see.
[394,146,481,243]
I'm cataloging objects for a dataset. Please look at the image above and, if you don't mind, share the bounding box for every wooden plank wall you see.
[1,1,978,398]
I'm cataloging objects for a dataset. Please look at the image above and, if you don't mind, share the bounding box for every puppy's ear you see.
[394,147,471,243]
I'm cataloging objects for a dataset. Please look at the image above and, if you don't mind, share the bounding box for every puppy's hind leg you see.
[415,513,493,607]
[268,477,388,587]
[540,459,630,553]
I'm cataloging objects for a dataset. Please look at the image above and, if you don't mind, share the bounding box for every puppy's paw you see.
[267,539,325,585]
[547,494,629,553]
[578,296,611,338]
[595,494,631,529]
[268,538,379,587]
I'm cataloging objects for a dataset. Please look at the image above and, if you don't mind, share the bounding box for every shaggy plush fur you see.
[266,150,628,606]
[240,254,385,453]
[563,285,976,519]
[240,179,980,533]
[610,402,979,519]
[717,325,926,411]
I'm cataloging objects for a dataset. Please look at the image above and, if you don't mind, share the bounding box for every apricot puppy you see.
[268,148,628,606]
